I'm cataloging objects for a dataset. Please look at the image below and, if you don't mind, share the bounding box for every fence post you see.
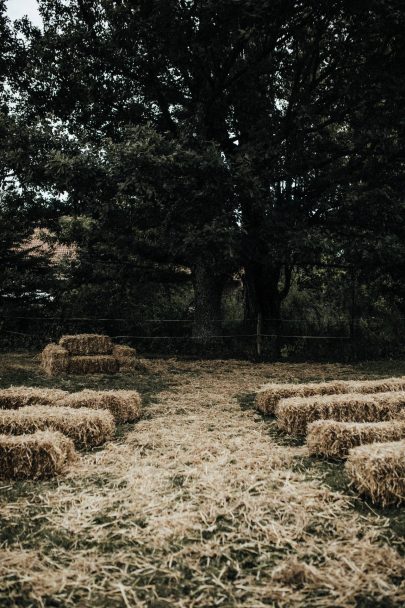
[256,312,263,358]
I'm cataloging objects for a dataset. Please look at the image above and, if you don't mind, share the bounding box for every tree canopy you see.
[1,0,404,354]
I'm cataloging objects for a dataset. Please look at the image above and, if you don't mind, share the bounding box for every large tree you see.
[9,0,405,340]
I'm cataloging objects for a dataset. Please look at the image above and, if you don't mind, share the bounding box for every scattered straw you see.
[0,406,115,449]
[59,334,113,356]
[0,430,77,479]
[68,355,118,375]
[256,377,405,415]
[0,387,67,409]
[346,440,405,506]
[1,359,405,606]
[277,391,405,436]
[41,344,69,376]
[57,389,142,423]
[307,419,405,459]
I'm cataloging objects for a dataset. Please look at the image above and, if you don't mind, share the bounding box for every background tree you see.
[3,0,405,355]
[0,2,57,330]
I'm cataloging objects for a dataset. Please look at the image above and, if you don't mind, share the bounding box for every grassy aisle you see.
[1,355,405,607]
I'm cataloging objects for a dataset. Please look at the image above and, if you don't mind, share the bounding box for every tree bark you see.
[192,262,225,341]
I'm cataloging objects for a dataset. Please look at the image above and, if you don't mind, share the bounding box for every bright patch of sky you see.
[6,0,42,26]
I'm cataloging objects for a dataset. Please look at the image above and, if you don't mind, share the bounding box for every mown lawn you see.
[1,352,405,607]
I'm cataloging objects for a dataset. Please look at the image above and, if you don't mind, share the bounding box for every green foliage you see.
[0,5,58,319]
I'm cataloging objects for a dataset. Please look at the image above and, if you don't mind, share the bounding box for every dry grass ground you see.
[1,353,405,607]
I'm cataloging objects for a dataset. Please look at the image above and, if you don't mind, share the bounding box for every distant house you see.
[19,228,76,265]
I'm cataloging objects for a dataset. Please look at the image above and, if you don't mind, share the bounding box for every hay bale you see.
[57,389,142,423]
[0,430,77,480]
[256,377,405,415]
[0,387,68,409]
[0,406,115,449]
[112,344,137,372]
[277,391,405,436]
[41,343,69,376]
[307,419,405,459]
[112,344,137,358]
[59,334,113,355]
[68,355,118,375]
[346,440,405,506]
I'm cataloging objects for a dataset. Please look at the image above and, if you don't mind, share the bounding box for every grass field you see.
[1,352,405,607]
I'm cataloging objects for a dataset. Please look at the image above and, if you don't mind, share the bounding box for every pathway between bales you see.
[1,359,405,607]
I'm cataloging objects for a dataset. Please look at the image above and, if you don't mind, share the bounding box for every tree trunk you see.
[192,263,225,342]
[243,262,292,359]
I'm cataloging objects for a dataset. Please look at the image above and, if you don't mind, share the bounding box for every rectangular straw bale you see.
[277,391,405,436]
[112,344,137,358]
[0,387,67,409]
[0,431,77,480]
[307,419,405,459]
[68,355,118,375]
[112,345,137,372]
[0,406,115,449]
[57,389,142,423]
[346,440,405,506]
[256,376,405,415]
[59,334,113,355]
[41,343,69,376]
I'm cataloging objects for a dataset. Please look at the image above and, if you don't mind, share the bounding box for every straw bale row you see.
[256,377,405,415]
[276,391,405,436]
[0,384,143,479]
[307,416,405,459]
[0,406,115,449]
[0,387,67,409]
[0,386,142,423]
[346,441,405,506]
[57,389,141,423]
[0,431,77,480]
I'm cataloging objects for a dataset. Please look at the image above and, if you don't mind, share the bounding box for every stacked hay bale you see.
[60,334,118,374]
[276,391,405,436]
[346,441,405,506]
[41,334,139,375]
[59,334,113,355]
[0,431,77,480]
[256,377,405,415]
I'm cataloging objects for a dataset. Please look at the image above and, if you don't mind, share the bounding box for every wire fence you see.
[2,312,403,361]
